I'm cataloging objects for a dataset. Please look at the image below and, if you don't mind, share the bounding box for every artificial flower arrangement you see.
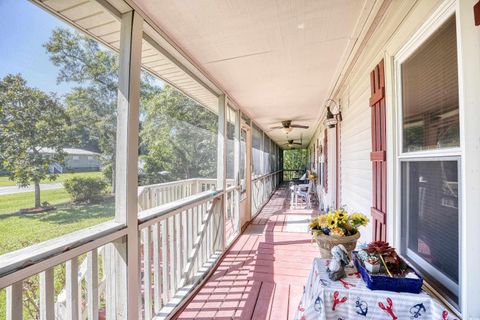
[309,208,369,238]
[357,241,408,276]
[353,241,423,293]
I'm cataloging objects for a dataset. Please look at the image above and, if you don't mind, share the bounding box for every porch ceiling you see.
[133,0,375,147]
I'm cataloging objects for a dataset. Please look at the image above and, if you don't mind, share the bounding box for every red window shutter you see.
[323,129,328,193]
[370,60,387,242]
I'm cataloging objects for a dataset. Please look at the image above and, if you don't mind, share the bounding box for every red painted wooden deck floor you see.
[175,185,321,320]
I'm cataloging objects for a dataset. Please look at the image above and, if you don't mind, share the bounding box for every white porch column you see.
[457,0,480,317]
[234,108,241,234]
[216,94,227,250]
[107,10,143,320]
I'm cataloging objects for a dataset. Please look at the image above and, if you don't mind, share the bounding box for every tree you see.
[43,27,218,187]
[283,149,307,170]
[0,74,71,208]
[44,28,157,187]
[140,85,218,184]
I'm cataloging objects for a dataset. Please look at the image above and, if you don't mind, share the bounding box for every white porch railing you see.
[251,170,282,216]
[0,175,278,320]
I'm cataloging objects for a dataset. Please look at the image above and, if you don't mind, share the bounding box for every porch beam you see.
[110,8,143,320]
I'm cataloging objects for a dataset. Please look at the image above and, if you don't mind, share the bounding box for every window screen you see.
[401,160,459,303]
[401,16,459,152]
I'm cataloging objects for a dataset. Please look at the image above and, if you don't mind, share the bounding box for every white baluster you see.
[66,258,79,320]
[40,268,55,320]
[153,222,162,313]
[161,220,169,304]
[143,227,152,319]
[87,250,99,320]
[7,281,22,320]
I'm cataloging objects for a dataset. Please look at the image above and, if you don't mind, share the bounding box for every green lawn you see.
[0,190,115,255]
[0,188,71,214]
[0,171,103,187]
[0,188,114,318]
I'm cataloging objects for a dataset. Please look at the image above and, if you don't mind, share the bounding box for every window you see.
[240,128,247,196]
[226,106,236,184]
[0,0,118,256]
[401,160,459,295]
[137,28,218,211]
[401,16,459,152]
[398,15,460,307]
[252,124,263,177]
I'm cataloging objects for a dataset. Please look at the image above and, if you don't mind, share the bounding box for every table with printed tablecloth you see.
[294,258,458,320]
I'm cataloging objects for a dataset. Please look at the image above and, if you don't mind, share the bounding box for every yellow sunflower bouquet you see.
[309,208,368,237]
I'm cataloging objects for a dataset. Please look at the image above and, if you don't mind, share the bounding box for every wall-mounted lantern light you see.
[324,99,342,129]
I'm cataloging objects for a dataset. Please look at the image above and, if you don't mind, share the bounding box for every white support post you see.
[216,95,227,251]
[40,268,55,320]
[109,9,143,320]
[234,109,241,236]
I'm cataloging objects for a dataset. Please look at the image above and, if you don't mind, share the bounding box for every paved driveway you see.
[0,183,64,195]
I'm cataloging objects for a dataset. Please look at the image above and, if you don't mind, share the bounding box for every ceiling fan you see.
[282,139,302,149]
[270,120,309,134]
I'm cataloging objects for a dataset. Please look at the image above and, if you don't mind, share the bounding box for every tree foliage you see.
[44,27,218,185]
[44,27,119,157]
[0,74,71,207]
[140,85,218,184]
[283,149,307,170]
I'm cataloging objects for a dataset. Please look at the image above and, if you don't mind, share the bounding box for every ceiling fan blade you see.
[290,124,309,129]
[269,126,284,130]
[293,142,302,145]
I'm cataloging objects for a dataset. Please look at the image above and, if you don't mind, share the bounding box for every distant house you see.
[38,148,102,173]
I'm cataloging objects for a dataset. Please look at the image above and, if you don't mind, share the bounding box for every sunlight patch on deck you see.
[283,214,311,233]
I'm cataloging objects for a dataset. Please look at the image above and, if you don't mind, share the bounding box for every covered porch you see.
[0,0,479,319]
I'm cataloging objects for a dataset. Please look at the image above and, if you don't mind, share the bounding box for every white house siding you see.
[308,0,480,316]
[333,0,445,244]
[338,79,372,244]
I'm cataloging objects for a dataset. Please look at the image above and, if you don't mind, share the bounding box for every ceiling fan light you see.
[282,126,293,134]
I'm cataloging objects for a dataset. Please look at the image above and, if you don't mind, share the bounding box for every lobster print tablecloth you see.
[294,258,457,320]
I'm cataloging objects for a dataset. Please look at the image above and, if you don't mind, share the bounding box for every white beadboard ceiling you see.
[133,0,375,147]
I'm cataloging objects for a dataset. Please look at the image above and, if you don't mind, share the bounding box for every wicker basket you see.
[315,232,360,258]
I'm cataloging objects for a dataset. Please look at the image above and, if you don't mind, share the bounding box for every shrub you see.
[64,177,107,203]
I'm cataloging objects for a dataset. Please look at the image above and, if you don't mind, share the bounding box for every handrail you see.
[137,177,217,196]
[251,170,282,182]
[0,221,125,288]
[138,189,222,228]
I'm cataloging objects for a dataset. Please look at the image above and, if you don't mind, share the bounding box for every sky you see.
[0,0,74,96]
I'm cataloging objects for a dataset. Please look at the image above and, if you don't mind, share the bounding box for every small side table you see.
[294,258,457,320]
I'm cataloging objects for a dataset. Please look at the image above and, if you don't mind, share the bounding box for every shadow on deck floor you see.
[174,185,321,320]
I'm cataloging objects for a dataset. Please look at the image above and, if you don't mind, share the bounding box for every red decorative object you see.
[339,278,355,289]
[379,298,397,320]
[323,128,328,193]
[474,1,480,26]
[370,59,387,241]
[442,310,448,320]
[332,291,347,311]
